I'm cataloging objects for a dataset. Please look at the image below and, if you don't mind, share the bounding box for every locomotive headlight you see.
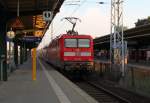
[64,52,76,56]
[80,52,91,56]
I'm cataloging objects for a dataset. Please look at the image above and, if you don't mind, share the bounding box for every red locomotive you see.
[43,17,94,71]
[45,33,93,71]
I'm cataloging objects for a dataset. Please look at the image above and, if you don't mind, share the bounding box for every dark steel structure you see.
[0,0,65,81]
[94,24,150,49]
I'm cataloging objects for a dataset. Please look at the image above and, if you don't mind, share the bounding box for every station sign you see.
[11,17,24,29]
[33,15,45,37]
[21,36,42,43]
[34,30,43,37]
[43,11,53,21]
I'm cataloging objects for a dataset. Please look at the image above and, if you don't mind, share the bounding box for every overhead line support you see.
[110,0,125,77]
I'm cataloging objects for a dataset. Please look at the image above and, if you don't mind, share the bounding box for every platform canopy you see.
[1,0,65,37]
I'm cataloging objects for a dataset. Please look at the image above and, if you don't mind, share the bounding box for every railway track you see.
[45,61,150,103]
[75,81,131,103]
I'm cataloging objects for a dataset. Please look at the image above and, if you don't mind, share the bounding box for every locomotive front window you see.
[65,39,77,47]
[78,39,90,48]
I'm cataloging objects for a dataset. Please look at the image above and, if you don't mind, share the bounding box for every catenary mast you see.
[110,0,125,77]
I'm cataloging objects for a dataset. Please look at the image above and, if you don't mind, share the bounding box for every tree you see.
[135,16,150,27]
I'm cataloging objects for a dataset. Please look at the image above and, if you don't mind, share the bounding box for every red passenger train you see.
[45,33,94,71]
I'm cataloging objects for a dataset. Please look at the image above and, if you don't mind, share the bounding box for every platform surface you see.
[0,57,98,103]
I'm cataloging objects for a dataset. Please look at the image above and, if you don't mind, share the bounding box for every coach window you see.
[78,39,90,47]
[65,39,77,47]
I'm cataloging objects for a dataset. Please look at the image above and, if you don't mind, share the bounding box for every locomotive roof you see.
[60,34,92,38]
[50,34,92,43]
[48,34,93,47]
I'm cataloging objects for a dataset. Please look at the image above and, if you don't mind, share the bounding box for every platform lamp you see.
[7,28,15,72]
[7,28,15,39]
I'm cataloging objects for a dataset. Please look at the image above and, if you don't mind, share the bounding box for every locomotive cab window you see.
[65,39,77,47]
[78,39,90,48]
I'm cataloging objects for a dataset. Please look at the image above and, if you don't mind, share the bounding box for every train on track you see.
[42,17,94,72]
[43,32,94,72]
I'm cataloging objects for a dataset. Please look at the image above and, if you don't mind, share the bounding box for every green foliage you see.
[135,16,150,27]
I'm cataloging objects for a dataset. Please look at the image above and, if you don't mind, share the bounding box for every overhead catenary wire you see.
[50,0,74,36]
[41,0,98,48]
[48,0,102,36]
[53,0,87,36]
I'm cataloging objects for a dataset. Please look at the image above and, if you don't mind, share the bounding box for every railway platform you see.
[0,57,98,103]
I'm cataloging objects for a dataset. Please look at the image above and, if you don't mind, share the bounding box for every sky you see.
[38,0,150,49]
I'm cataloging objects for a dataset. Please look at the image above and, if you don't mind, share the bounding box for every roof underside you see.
[94,24,150,49]
[0,0,65,37]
